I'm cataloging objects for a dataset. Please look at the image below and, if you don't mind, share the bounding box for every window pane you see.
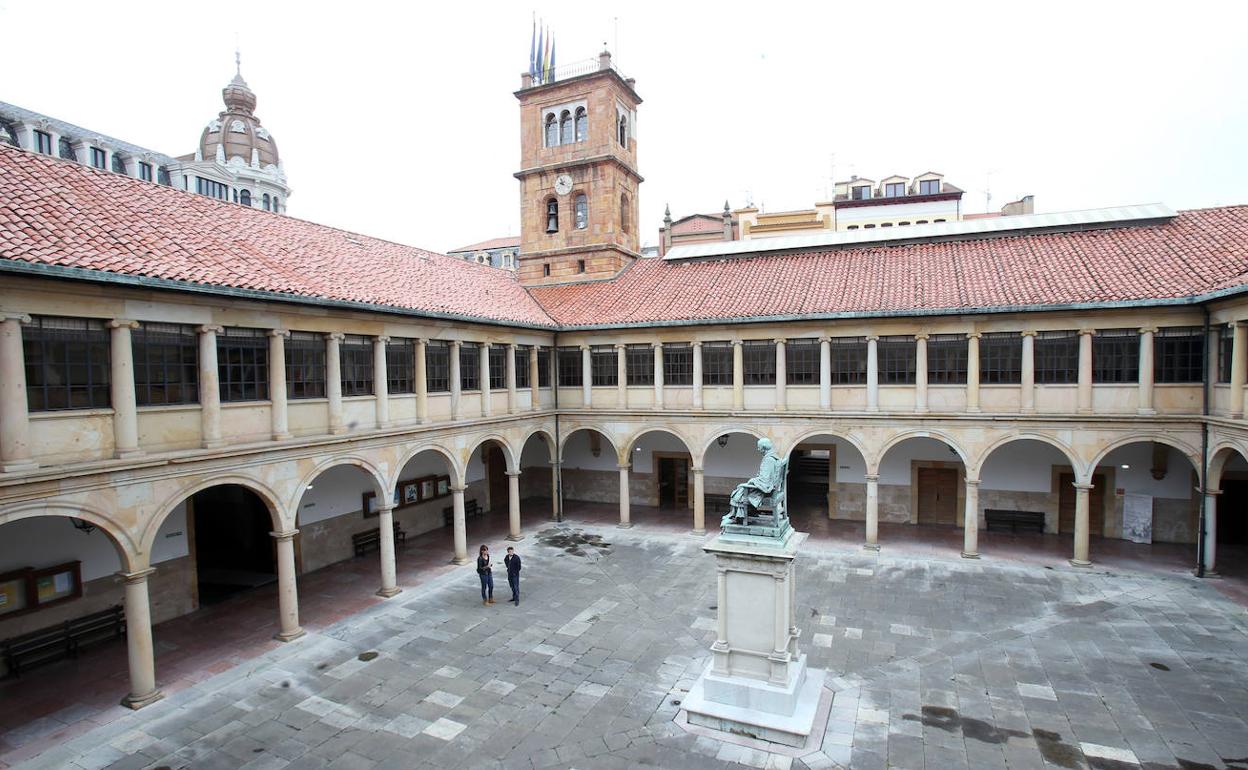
[926,334,968,385]
[830,337,867,385]
[878,336,916,385]
[514,346,531,389]
[1154,327,1203,384]
[426,341,449,392]
[591,346,617,386]
[24,316,111,412]
[979,333,1022,384]
[702,342,733,386]
[537,347,551,387]
[785,339,819,385]
[1035,331,1078,384]
[663,343,693,386]
[459,343,480,391]
[386,338,415,394]
[557,347,582,387]
[286,332,326,399]
[1092,329,1139,383]
[743,341,775,385]
[626,345,654,386]
[488,345,506,389]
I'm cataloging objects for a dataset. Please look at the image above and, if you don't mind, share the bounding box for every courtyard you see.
[2,505,1247,770]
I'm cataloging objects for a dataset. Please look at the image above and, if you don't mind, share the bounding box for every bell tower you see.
[515,49,642,285]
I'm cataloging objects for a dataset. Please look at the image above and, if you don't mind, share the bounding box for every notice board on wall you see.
[1122,493,1153,544]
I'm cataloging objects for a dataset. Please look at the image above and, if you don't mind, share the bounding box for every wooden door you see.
[487,445,508,513]
[917,468,958,525]
[657,457,690,509]
[1058,473,1105,535]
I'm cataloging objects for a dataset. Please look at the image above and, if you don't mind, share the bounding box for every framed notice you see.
[436,476,450,496]
[419,476,436,501]
[0,561,82,618]
[403,482,419,505]
[1122,493,1153,544]
[361,491,378,518]
[0,572,29,616]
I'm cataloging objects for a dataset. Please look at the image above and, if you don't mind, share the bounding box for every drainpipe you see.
[553,331,564,523]
[1197,306,1210,577]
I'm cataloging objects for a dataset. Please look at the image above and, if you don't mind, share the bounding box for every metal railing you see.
[530,57,627,87]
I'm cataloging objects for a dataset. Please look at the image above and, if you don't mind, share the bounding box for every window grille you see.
[459,343,480,391]
[663,343,693,385]
[1092,329,1139,383]
[575,107,587,142]
[24,316,110,411]
[1218,325,1234,384]
[591,346,617,386]
[386,337,415,394]
[425,341,449,392]
[537,347,551,387]
[338,335,373,396]
[1154,327,1203,384]
[34,130,52,155]
[286,332,326,399]
[1035,331,1078,384]
[626,344,654,386]
[57,136,74,160]
[829,337,867,385]
[878,336,916,384]
[557,346,582,387]
[218,327,268,402]
[926,334,968,385]
[133,322,198,406]
[979,332,1022,384]
[743,340,775,385]
[514,346,531,389]
[785,339,819,385]
[702,342,733,386]
[138,162,152,182]
[489,345,507,389]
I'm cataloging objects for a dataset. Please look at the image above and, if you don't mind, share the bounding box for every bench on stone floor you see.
[442,499,481,528]
[984,509,1046,535]
[351,521,407,558]
[705,494,732,515]
[1,604,125,678]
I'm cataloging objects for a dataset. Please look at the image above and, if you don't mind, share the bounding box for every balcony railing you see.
[525,57,628,89]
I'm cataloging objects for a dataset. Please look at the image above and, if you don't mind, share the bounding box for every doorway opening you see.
[191,485,277,605]
[916,467,958,526]
[656,455,689,509]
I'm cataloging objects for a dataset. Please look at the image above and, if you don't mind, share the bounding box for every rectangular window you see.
[488,345,506,390]
[919,179,940,195]
[1154,327,1204,384]
[785,339,820,385]
[743,340,775,385]
[285,331,326,399]
[425,341,449,393]
[339,335,374,397]
[138,162,153,182]
[35,130,52,155]
[89,147,106,169]
[385,338,415,394]
[557,346,582,387]
[829,337,867,385]
[1219,325,1233,384]
[852,185,871,200]
[23,316,110,411]
[664,343,693,386]
[884,182,905,198]
[1093,329,1139,383]
[626,344,654,386]
[514,346,531,389]
[537,347,551,387]
[218,327,269,402]
[1035,331,1079,384]
[702,342,733,386]
[878,336,916,385]
[591,346,617,386]
[926,334,968,385]
[132,322,198,406]
[979,332,1022,384]
[459,343,480,391]
[195,176,229,200]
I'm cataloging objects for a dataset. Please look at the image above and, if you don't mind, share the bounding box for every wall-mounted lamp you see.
[70,518,96,535]
[717,435,730,448]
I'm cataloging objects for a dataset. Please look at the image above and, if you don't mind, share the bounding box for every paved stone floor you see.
[6,505,1248,770]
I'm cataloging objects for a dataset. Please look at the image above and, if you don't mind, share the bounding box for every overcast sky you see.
[2,1,1246,253]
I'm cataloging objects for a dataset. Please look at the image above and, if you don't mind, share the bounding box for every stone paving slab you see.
[12,523,1248,770]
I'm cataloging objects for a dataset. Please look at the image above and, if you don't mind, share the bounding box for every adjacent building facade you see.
[446,236,520,270]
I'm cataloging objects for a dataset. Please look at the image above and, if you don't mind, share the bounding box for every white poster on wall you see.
[1122,493,1153,544]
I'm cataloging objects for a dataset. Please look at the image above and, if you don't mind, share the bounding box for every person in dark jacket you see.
[504,546,522,605]
[476,544,494,605]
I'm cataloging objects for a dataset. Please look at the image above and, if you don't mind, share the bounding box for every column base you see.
[505,533,525,542]
[915,407,929,414]
[202,439,227,449]
[1077,408,1093,415]
[616,522,633,529]
[329,426,347,435]
[967,407,981,414]
[866,406,879,413]
[272,432,292,441]
[116,449,145,459]
[452,556,470,566]
[274,628,306,642]
[1137,408,1156,416]
[1020,407,1036,415]
[376,586,402,598]
[1197,569,1220,578]
[1068,559,1091,568]
[1,460,38,474]
[121,688,164,710]
[863,543,880,552]
[960,551,980,560]
[690,529,707,537]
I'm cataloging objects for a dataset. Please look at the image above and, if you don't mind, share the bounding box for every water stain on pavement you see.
[538,528,611,557]
[902,705,1028,745]
[357,650,379,661]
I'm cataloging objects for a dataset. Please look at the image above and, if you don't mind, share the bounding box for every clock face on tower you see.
[554,174,573,196]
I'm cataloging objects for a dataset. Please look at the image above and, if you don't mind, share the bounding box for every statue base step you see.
[682,655,825,748]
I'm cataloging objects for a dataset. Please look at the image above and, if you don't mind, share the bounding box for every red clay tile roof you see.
[0,145,553,327]
[447,236,521,253]
[530,206,1248,327]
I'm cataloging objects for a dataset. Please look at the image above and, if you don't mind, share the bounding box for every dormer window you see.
[884,182,905,197]
[58,137,76,161]
[34,130,52,155]
[89,148,106,169]
[544,114,558,147]
[852,185,871,200]
[111,154,127,174]
[138,162,152,182]
[919,179,940,195]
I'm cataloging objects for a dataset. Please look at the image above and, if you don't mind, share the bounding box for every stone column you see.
[581,345,592,406]
[966,332,982,413]
[819,336,831,410]
[618,463,632,528]
[653,342,665,410]
[732,339,744,410]
[914,333,929,414]
[864,473,880,550]
[451,484,469,564]
[415,339,429,423]
[326,333,345,435]
[268,330,291,440]
[506,343,518,414]
[1138,327,1157,415]
[376,502,400,597]
[480,344,492,417]
[1231,323,1247,418]
[506,471,523,541]
[118,568,163,709]
[449,340,462,420]
[1020,331,1036,414]
[866,335,880,413]
[195,325,224,448]
[774,339,786,412]
[712,567,729,676]
[961,478,981,558]
[551,461,561,521]
[615,343,627,408]
[1070,482,1093,567]
[0,313,35,472]
[692,466,706,535]
[1077,329,1094,414]
[374,336,390,429]
[1203,489,1220,575]
[692,341,704,410]
[108,319,142,458]
[529,345,540,412]
[272,529,305,640]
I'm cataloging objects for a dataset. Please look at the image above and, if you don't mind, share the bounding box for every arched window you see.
[240,189,252,206]
[620,193,630,234]
[545,198,559,233]
[560,110,572,144]
[262,193,271,211]
[544,114,558,147]
[272,196,280,212]
[618,115,628,147]
[574,194,588,229]
[575,107,587,142]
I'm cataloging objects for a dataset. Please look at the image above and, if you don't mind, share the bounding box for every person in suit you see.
[476,544,494,605]
[504,546,522,605]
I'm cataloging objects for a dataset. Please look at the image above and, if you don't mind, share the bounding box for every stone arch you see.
[517,426,558,464]
[1085,434,1202,486]
[0,500,140,572]
[974,432,1085,480]
[558,424,621,464]
[390,442,463,492]
[619,426,697,467]
[783,426,871,468]
[873,428,971,475]
[142,474,287,557]
[465,433,519,474]
[699,425,770,467]
[1208,442,1248,490]
[289,453,389,523]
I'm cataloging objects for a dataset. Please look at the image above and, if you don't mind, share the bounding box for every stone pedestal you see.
[682,528,825,747]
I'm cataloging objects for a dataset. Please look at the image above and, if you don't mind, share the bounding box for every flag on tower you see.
[529,16,537,80]
[550,36,556,78]
[536,24,545,83]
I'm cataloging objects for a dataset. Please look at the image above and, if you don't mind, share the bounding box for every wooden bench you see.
[1,604,125,678]
[705,494,732,515]
[351,521,407,558]
[984,509,1045,535]
[442,499,481,527]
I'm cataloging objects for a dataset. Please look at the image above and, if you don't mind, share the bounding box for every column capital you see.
[196,324,223,334]
[270,529,300,541]
[327,332,345,342]
[116,567,157,583]
[580,343,591,351]
[1232,320,1248,329]
[449,339,462,349]
[864,473,880,482]
[376,501,395,513]
[1020,329,1037,337]
[1072,482,1095,491]
[773,338,786,345]
[268,328,290,338]
[1139,326,1158,334]
[692,465,704,475]
[614,342,626,351]
[1201,487,1222,496]
[866,334,880,342]
[507,342,517,351]
[692,340,703,348]
[108,319,139,330]
[505,469,521,478]
[450,483,467,493]
[617,462,631,471]
[818,335,830,344]
[651,341,662,349]
[913,332,930,341]
[375,335,391,343]
[0,312,31,324]
[966,332,982,340]
[731,338,743,347]
[1078,328,1096,337]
